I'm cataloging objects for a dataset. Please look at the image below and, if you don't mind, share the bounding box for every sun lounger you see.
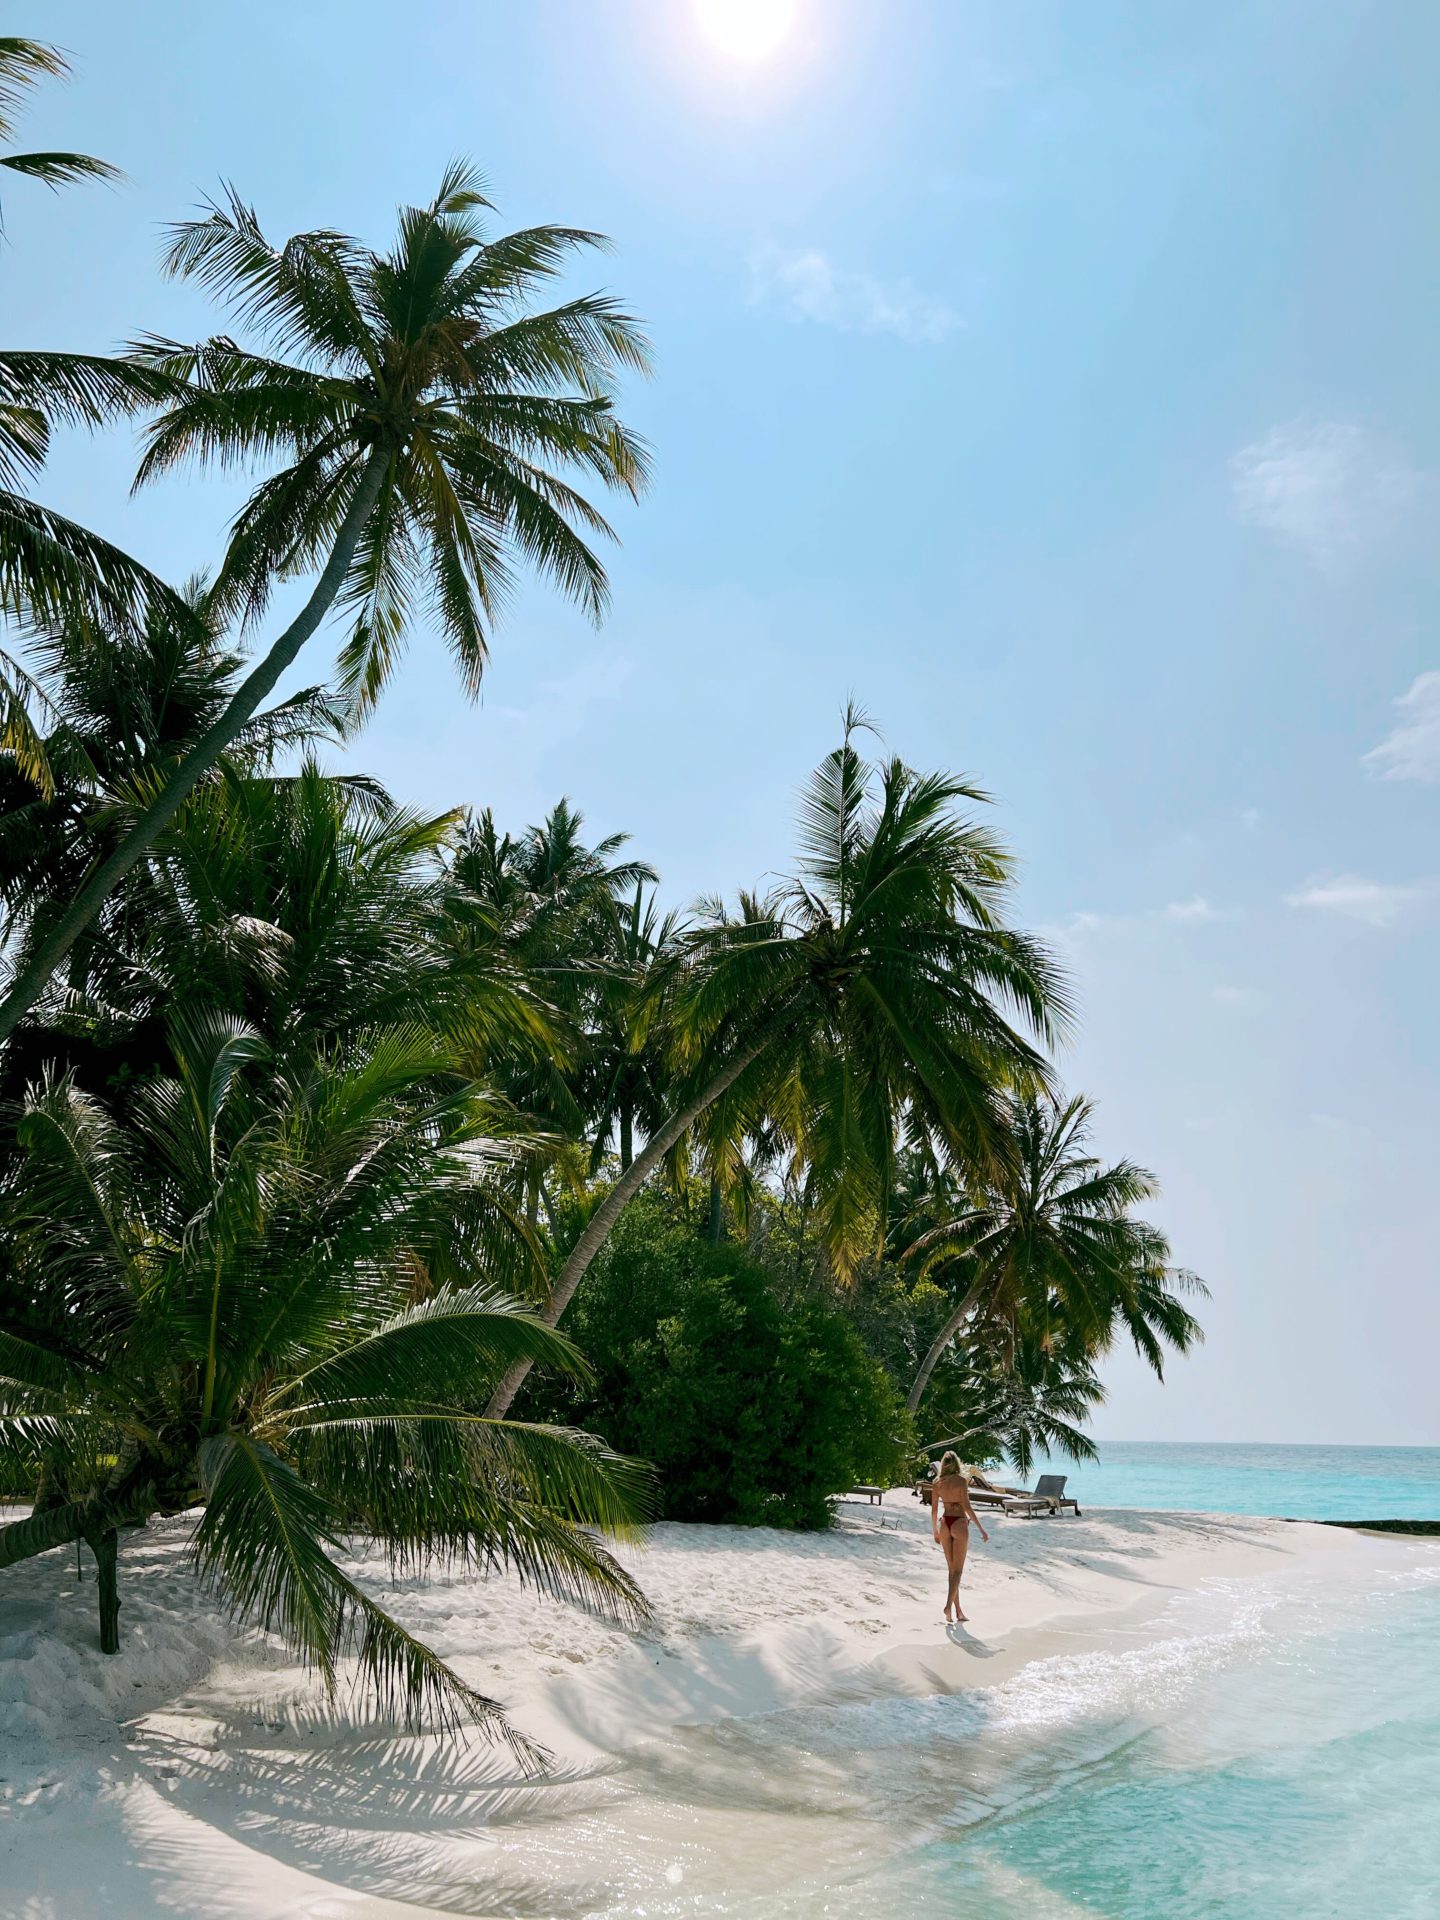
[851,1484,885,1505]
[915,1464,1026,1507]
[966,1485,1016,1509]
[915,1479,1023,1512]
[1001,1473,1082,1517]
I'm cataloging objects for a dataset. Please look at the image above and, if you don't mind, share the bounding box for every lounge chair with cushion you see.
[914,1462,1025,1509]
[1002,1473,1082,1517]
[965,1470,1027,1509]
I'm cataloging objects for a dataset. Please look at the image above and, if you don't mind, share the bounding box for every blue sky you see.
[19,0,1440,1445]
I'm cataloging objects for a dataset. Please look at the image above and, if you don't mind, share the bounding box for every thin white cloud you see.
[1211,984,1262,1010]
[1362,671,1440,784]
[1163,896,1220,923]
[749,245,958,344]
[1283,873,1428,928]
[1047,897,1237,944]
[1231,421,1423,571]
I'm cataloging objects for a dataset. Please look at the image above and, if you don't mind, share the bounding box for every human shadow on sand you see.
[945,1623,1004,1656]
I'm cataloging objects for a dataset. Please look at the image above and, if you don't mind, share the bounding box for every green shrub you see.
[524,1196,914,1528]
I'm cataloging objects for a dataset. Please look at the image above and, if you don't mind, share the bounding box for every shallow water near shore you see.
[559,1548,1440,1917]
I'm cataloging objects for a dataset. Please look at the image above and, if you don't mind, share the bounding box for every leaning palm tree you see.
[0,163,650,1044]
[914,1309,1108,1478]
[0,1013,650,1759]
[486,712,1067,1415]
[905,1092,1206,1414]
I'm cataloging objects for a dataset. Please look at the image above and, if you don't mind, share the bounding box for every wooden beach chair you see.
[1001,1473,1082,1517]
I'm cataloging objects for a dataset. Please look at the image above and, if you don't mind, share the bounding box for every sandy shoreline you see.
[0,1493,1411,1918]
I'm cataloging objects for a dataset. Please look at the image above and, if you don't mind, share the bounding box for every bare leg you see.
[941,1527,964,1621]
[949,1527,970,1622]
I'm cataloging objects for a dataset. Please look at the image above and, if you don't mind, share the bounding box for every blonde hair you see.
[937,1451,964,1480]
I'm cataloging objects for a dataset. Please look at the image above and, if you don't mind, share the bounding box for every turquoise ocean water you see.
[583,1444,1440,1917]
[799,1548,1440,1919]
[1035,1439,1440,1521]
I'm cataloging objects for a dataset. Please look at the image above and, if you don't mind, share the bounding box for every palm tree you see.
[0,587,338,1039]
[582,883,680,1175]
[155,769,535,1064]
[905,1092,1206,1414]
[0,1013,650,1758]
[443,802,657,1220]
[913,1314,1107,1477]
[0,163,650,1045]
[446,801,655,987]
[485,713,1067,1416]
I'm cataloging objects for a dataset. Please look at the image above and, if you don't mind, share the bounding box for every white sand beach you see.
[0,1494,1404,1919]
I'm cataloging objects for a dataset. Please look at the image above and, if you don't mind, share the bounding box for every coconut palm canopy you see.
[0,161,651,1044]
[0,1012,651,1758]
[483,714,1070,1416]
[132,162,650,711]
[905,1092,1208,1413]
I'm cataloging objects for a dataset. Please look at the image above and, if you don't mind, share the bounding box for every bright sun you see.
[694,0,800,63]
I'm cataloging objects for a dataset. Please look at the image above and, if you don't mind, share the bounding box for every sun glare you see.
[694,0,800,64]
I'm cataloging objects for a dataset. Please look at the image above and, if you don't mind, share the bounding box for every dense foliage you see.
[523,1194,914,1528]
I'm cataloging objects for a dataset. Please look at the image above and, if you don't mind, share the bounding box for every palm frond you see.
[270,1284,590,1415]
[192,1431,533,1750]
[0,490,186,627]
[0,150,120,187]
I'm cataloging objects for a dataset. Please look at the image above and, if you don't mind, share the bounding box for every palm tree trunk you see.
[538,1178,560,1236]
[618,1098,633,1173]
[907,1276,986,1415]
[0,451,389,1046]
[484,1036,767,1418]
[85,1524,121,1654]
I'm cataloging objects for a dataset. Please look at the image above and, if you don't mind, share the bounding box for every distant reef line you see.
[1314,1518,1440,1536]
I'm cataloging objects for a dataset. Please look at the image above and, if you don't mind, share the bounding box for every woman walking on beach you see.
[931,1452,988,1623]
